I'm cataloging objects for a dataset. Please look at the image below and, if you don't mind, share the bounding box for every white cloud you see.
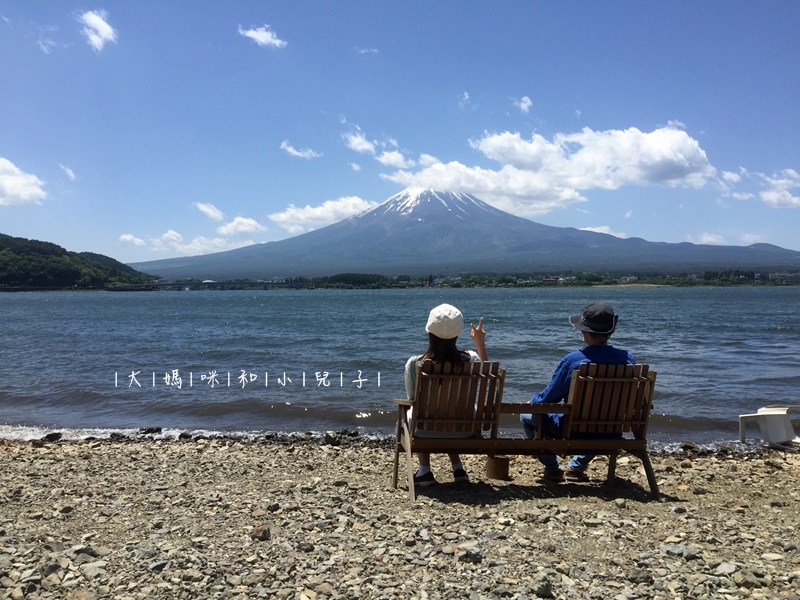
[458,91,473,110]
[580,226,626,238]
[761,189,800,208]
[238,24,287,48]
[355,47,379,54]
[159,230,183,245]
[514,96,532,114]
[716,166,751,198]
[0,158,47,205]
[624,210,633,219]
[741,233,761,245]
[349,163,361,171]
[473,127,714,188]
[216,217,267,235]
[119,233,145,246]
[759,168,800,208]
[60,164,76,181]
[665,120,687,130]
[38,37,57,54]
[382,125,716,217]
[376,150,414,169]
[194,202,224,221]
[717,166,799,207]
[151,230,253,255]
[342,130,375,154]
[692,233,725,245]
[79,10,117,52]
[269,196,378,234]
[343,126,420,168]
[418,153,439,167]
[280,140,322,159]
[721,170,741,184]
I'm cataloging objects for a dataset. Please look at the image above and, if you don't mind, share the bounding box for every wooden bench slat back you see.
[412,360,505,436]
[564,363,657,439]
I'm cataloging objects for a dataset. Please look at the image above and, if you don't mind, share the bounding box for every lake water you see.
[1,286,799,447]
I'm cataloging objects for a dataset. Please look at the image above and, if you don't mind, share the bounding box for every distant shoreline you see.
[2,280,798,292]
[592,283,669,288]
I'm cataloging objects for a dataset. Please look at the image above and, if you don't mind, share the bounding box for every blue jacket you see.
[531,345,635,429]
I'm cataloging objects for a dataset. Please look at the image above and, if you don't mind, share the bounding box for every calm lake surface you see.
[2,286,799,447]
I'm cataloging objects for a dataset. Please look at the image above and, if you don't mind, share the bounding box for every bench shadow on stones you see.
[410,476,668,506]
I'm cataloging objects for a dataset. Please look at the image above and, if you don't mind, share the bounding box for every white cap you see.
[425,304,464,340]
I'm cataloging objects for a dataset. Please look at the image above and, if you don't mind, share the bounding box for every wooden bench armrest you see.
[394,399,413,407]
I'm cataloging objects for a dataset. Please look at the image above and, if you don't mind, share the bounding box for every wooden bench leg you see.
[392,407,403,489]
[392,442,400,489]
[395,419,417,501]
[405,441,416,501]
[636,451,660,500]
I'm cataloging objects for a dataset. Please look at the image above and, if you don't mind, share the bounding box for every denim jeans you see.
[519,413,619,472]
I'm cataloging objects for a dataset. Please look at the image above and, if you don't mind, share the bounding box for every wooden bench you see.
[393,361,659,501]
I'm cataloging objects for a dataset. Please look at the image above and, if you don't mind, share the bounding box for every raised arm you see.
[470,317,488,361]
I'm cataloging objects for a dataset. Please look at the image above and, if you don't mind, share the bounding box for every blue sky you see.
[2,2,799,264]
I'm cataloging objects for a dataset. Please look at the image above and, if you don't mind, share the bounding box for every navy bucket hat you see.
[569,302,618,335]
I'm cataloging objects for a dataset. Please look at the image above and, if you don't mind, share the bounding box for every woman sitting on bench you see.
[404,303,488,487]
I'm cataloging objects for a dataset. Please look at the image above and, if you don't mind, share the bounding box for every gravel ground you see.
[1,433,798,600]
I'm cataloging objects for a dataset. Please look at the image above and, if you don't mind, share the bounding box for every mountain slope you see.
[130,189,800,279]
[0,233,154,288]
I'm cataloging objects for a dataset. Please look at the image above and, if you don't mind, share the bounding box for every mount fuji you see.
[130,189,800,279]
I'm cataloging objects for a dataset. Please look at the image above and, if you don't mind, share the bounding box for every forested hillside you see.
[0,233,153,288]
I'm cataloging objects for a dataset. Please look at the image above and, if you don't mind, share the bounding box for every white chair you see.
[739,406,800,450]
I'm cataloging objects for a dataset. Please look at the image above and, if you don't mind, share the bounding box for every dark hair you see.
[420,333,470,367]
[584,331,612,344]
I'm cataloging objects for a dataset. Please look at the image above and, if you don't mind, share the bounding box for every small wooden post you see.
[486,455,510,480]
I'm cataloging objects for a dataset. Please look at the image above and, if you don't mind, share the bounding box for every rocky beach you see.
[1,434,798,600]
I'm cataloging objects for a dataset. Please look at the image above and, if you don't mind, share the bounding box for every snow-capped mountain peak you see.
[376,188,506,219]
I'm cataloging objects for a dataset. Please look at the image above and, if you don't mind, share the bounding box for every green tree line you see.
[285,270,798,289]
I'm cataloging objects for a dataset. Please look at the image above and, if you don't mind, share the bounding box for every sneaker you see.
[565,469,590,482]
[540,468,565,482]
[452,468,470,483]
[413,470,436,487]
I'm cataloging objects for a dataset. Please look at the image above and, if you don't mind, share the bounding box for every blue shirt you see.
[531,344,635,429]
